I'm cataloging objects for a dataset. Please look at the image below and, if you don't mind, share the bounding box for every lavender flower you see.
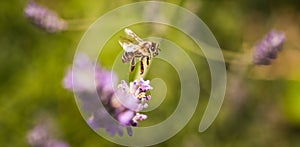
[63,53,153,136]
[44,139,69,147]
[27,123,69,147]
[24,1,67,33]
[63,54,116,93]
[253,30,285,65]
[87,109,125,136]
[27,124,49,147]
[116,78,152,111]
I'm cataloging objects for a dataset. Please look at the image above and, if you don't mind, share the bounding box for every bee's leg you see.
[146,56,150,66]
[140,57,144,74]
[130,58,135,72]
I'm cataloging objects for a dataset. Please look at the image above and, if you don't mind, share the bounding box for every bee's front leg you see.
[130,58,136,72]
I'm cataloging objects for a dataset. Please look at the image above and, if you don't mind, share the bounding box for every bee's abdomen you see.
[122,52,134,63]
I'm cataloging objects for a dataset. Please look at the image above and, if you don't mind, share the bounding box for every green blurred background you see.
[1,0,300,146]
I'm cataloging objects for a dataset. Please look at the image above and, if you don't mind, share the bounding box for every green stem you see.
[65,18,96,31]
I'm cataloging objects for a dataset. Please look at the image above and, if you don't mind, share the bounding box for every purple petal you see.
[115,88,141,111]
[117,110,135,126]
[139,78,153,91]
[134,113,147,121]
[62,68,73,90]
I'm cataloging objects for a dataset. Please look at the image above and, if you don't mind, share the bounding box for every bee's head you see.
[150,42,159,57]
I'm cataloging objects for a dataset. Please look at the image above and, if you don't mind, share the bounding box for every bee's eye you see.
[150,42,157,51]
[151,46,155,51]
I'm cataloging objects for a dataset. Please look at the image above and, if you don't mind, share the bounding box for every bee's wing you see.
[124,28,143,43]
[118,36,139,52]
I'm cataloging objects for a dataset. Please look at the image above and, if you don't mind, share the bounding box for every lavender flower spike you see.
[63,53,153,136]
[253,30,285,65]
[27,122,69,147]
[24,1,67,33]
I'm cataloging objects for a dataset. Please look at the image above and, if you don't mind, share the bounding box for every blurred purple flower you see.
[24,1,67,33]
[27,124,49,147]
[253,30,285,65]
[63,53,153,136]
[45,139,69,147]
[27,123,69,147]
[87,109,125,136]
[63,54,117,93]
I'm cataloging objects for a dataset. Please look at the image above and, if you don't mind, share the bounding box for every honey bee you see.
[119,28,159,74]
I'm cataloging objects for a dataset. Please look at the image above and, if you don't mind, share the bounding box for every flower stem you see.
[65,18,96,31]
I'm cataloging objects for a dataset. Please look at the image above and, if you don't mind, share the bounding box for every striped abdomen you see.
[122,52,135,63]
